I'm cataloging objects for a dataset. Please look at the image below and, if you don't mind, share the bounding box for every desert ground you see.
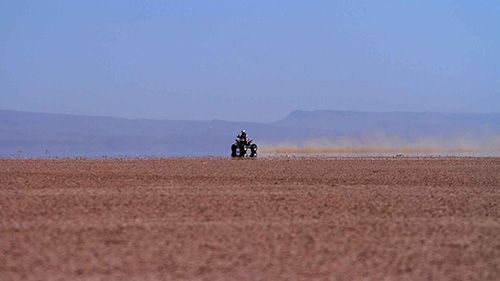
[1,157,499,281]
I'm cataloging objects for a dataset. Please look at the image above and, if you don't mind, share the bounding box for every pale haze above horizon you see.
[1,1,499,122]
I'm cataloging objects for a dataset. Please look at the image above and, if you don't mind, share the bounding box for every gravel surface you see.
[1,158,499,280]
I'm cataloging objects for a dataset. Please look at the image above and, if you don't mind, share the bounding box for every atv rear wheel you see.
[249,144,258,157]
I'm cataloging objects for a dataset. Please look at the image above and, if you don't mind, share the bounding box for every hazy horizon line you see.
[2,107,500,123]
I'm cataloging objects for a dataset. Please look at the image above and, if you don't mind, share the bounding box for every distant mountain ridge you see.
[1,109,499,157]
[276,110,500,138]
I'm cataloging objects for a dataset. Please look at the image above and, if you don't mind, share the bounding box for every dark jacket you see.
[237,133,248,144]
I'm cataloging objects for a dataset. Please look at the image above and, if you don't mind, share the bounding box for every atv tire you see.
[250,144,258,157]
[231,144,238,157]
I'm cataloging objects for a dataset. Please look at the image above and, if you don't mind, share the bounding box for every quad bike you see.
[231,139,257,158]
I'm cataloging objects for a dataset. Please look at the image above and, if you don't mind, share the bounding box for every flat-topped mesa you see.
[1,109,499,157]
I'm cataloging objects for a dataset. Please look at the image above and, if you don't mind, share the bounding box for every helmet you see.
[241,129,246,134]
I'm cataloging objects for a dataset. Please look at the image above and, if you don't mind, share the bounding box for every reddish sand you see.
[1,158,499,280]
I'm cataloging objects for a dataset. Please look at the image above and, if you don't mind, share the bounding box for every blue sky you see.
[1,1,499,122]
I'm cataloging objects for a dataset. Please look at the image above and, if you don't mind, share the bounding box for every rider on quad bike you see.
[237,130,248,145]
[231,129,257,157]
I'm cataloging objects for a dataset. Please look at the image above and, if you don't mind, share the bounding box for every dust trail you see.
[259,135,500,156]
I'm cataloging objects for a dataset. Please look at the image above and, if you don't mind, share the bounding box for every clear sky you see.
[1,1,499,122]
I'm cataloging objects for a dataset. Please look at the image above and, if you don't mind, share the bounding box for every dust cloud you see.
[259,135,500,156]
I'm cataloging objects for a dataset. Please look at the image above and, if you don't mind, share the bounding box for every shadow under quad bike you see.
[231,139,257,158]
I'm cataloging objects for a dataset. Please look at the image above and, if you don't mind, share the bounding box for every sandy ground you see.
[1,157,499,281]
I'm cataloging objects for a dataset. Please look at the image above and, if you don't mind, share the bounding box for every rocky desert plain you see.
[1,157,499,280]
